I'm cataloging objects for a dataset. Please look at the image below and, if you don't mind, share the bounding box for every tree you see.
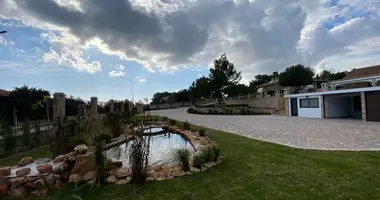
[9,85,50,121]
[189,76,212,101]
[315,70,348,82]
[223,84,250,97]
[209,54,242,99]
[279,64,314,86]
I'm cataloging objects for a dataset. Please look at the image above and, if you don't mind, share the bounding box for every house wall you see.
[297,95,322,119]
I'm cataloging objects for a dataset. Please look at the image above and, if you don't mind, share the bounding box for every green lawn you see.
[36,118,380,200]
[0,145,51,167]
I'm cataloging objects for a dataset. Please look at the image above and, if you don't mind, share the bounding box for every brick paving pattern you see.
[149,108,380,151]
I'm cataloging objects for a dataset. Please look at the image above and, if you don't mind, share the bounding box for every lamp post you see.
[111,84,120,100]
[119,76,134,104]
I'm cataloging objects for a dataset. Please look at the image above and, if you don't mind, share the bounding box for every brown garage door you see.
[366,91,380,122]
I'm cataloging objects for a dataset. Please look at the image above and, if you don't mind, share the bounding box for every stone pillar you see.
[120,102,124,113]
[53,92,66,121]
[285,97,289,116]
[360,92,367,121]
[90,97,98,115]
[320,97,325,119]
[109,101,114,113]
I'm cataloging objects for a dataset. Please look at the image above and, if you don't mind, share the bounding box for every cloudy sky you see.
[1,0,380,102]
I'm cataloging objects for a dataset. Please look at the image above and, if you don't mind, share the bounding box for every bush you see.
[107,113,122,138]
[177,148,190,171]
[193,154,203,169]
[162,116,168,121]
[22,120,31,147]
[4,135,17,154]
[32,123,41,147]
[199,127,206,136]
[187,107,198,114]
[211,145,221,161]
[183,121,190,130]
[169,119,176,125]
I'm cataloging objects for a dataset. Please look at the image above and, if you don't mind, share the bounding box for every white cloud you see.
[139,78,147,83]
[0,0,380,78]
[108,70,125,77]
[135,75,147,83]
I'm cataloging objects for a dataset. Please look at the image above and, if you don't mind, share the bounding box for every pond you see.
[104,132,195,167]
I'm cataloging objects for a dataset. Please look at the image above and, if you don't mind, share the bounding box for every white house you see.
[285,64,380,122]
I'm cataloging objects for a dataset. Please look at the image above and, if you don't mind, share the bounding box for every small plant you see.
[193,154,204,169]
[169,119,176,125]
[162,116,168,121]
[22,119,31,147]
[93,134,108,187]
[177,148,190,171]
[183,121,190,130]
[107,113,122,138]
[32,123,41,147]
[211,145,221,161]
[199,127,206,136]
[129,132,150,183]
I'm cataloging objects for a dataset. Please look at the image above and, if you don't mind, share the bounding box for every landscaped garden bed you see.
[0,116,222,199]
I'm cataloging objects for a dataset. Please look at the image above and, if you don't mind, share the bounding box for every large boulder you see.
[0,167,11,177]
[70,153,94,174]
[204,161,216,168]
[53,155,66,163]
[45,174,55,186]
[32,178,45,189]
[30,188,48,197]
[105,175,117,184]
[115,179,128,184]
[15,168,31,177]
[82,170,95,182]
[115,168,130,179]
[74,144,88,154]
[10,177,26,187]
[37,164,53,174]
[8,187,27,200]
[69,174,81,183]
[171,169,185,177]
[18,157,34,166]
[53,163,69,173]
[190,167,200,173]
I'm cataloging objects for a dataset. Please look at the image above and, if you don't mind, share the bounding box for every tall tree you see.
[316,70,348,82]
[189,76,212,101]
[279,64,314,86]
[209,54,242,99]
[223,84,250,97]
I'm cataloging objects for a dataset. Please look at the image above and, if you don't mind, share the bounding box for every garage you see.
[366,91,380,122]
[323,93,362,119]
[286,86,380,121]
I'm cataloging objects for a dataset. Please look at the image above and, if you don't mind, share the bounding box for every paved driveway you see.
[149,108,380,151]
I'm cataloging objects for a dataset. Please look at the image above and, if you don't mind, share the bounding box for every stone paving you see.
[149,108,380,151]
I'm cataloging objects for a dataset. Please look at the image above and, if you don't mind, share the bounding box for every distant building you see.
[0,89,10,97]
[322,64,380,91]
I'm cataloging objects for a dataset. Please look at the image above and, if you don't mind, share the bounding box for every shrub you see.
[107,113,122,138]
[93,134,108,186]
[169,119,176,125]
[32,123,41,147]
[22,120,31,147]
[187,107,197,114]
[162,116,168,121]
[4,135,17,154]
[129,134,150,183]
[177,148,190,171]
[193,154,203,169]
[199,127,206,136]
[183,121,190,130]
[211,145,221,161]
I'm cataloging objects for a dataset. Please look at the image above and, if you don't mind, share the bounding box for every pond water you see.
[104,132,195,167]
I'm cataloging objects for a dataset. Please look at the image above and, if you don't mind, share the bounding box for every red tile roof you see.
[341,64,380,80]
[0,89,10,96]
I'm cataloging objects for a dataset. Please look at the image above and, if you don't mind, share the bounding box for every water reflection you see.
[105,133,195,167]
[143,127,164,133]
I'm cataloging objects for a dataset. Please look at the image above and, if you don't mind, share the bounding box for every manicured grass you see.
[36,117,380,200]
[0,145,51,167]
